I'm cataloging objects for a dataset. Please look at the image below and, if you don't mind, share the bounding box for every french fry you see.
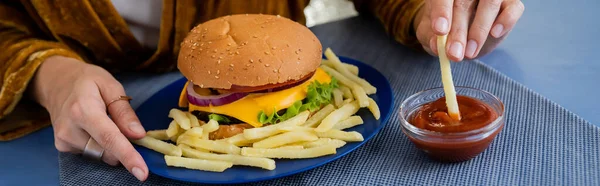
[332,116,364,130]
[201,119,219,139]
[303,104,335,128]
[253,131,319,148]
[324,48,376,94]
[437,35,461,120]
[164,155,233,172]
[278,126,315,133]
[180,145,276,170]
[169,109,191,130]
[333,89,344,108]
[316,130,364,142]
[321,65,369,107]
[146,130,169,141]
[166,120,180,138]
[178,144,209,152]
[241,145,337,159]
[367,98,381,120]
[274,145,305,150]
[291,138,346,149]
[321,59,359,75]
[132,136,182,156]
[218,133,261,147]
[186,112,201,128]
[244,111,309,140]
[339,85,353,99]
[315,101,360,132]
[180,137,241,155]
[176,128,204,144]
[342,98,354,105]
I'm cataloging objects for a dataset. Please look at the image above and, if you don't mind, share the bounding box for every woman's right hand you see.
[30,56,149,181]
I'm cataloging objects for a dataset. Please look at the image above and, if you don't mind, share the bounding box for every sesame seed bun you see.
[177,14,322,89]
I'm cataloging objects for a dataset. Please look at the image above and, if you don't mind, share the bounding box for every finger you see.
[466,0,502,58]
[429,36,438,56]
[81,110,148,181]
[102,152,121,166]
[100,79,145,139]
[447,0,477,61]
[416,5,435,55]
[430,0,454,35]
[490,0,524,38]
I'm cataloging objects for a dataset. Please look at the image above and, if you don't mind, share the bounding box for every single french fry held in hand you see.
[315,101,360,132]
[166,120,180,137]
[180,144,276,170]
[244,111,309,140]
[186,112,201,128]
[316,130,364,142]
[253,131,319,148]
[320,65,369,107]
[338,85,353,99]
[332,116,364,130]
[291,138,347,149]
[164,155,233,172]
[324,48,377,94]
[241,145,337,159]
[169,109,191,130]
[132,136,182,156]
[146,130,169,140]
[333,89,344,108]
[321,59,359,75]
[437,35,461,120]
[367,98,381,120]
[302,104,335,128]
[180,137,241,155]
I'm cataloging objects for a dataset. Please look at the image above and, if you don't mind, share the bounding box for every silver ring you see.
[82,137,104,161]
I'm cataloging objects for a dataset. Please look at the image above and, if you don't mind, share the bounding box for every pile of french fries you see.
[132,48,381,172]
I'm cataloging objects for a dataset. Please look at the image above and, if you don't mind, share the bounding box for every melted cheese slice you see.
[179,68,331,127]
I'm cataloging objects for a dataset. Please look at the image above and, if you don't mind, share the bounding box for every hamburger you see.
[177,14,337,140]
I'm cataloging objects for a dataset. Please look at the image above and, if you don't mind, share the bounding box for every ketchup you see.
[406,95,503,162]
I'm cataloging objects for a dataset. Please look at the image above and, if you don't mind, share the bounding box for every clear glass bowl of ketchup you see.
[399,87,505,162]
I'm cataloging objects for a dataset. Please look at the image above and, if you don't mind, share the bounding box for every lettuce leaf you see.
[258,78,338,124]
[208,113,231,123]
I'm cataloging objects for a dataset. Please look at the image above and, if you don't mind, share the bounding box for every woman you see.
[0,0,523,181]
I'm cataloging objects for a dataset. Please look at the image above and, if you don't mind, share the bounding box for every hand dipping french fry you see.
[437,35,461,120]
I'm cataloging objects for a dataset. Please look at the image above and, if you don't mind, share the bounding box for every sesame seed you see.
[208,70,212,74]
[199,84,204,88]
[211,55,216,58]
[273,69,278,73]
[215,76,219,79]
[295,51,299,54]
[230,64,234,67]
[253,35,258,38]
[227,43,232,46]
[235,51,240,55]
[217,60,221,64]
[265,64,270,67]
[299,49,302,52]
[243,67,248,70]
[246,64,251,67]
[201,43,204,46]
[213,49,218,52]
[264,51,270,55]
[226,48,230,51]
[249,59,254,63]
[216,70,220,74]
[272,47,276,50]
[258,59,263,63]
[219,56,223,59]
[277,15,281,18]
[208,41,212,44]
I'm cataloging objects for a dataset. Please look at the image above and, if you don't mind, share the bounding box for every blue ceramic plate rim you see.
[134,56,394,184]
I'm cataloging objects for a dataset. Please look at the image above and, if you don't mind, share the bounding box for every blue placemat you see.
[59,17,600,185]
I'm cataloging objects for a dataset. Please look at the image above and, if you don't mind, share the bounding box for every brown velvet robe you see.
[0,0,423,141]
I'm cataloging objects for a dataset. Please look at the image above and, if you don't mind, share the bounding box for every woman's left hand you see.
[414,0,525,61]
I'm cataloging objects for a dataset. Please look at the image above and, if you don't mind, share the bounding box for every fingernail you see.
[491,24,504,38]
[466,40,478,58]
[132,167,145,181]
[434,18,449,33]
[129,123,145,135]
[449,42,463,59]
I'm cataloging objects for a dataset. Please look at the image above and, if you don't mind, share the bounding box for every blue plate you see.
[134,56,394,184]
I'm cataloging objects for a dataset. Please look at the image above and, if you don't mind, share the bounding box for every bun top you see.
[178,14,322,89]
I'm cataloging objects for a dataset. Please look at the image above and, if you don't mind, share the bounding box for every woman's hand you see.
[30,56,148,181]
[414,0,524,61]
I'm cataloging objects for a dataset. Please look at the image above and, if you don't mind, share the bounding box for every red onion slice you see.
[187,83,248,106]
